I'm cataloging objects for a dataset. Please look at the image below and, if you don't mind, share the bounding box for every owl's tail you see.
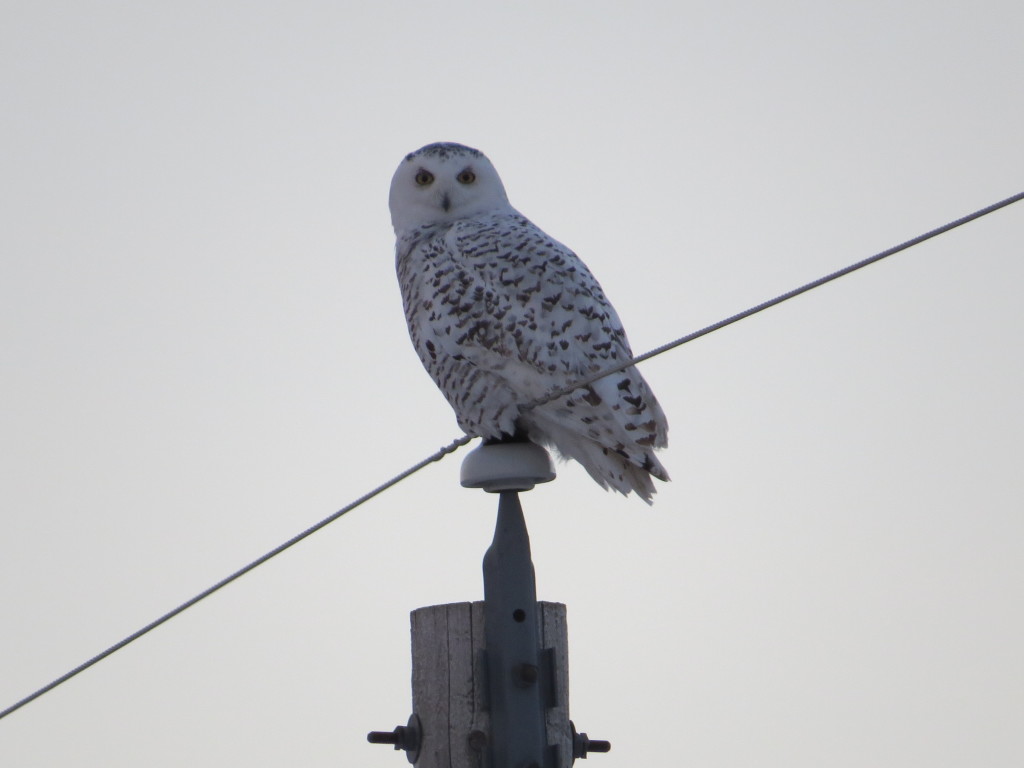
[526,410,669,505]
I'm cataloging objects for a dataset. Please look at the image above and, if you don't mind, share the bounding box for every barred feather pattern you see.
[391,143,669,502]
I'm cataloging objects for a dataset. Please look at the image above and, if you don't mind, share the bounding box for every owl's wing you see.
[448,218,665,453]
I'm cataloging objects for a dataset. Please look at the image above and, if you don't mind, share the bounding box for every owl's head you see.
[389,142,513,233]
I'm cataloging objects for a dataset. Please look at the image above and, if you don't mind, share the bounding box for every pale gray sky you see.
[2,2,1022,766]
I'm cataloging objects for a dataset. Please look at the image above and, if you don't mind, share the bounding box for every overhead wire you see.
[522,189,1024,411]
[0,434,472,722]
[1,188,1021,723]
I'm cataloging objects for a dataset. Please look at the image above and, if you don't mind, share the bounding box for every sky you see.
[1,2,1022,766]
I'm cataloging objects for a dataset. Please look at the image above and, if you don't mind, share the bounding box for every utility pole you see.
[368,441,611,768]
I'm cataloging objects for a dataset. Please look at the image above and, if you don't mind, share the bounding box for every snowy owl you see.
[390,142,669,502]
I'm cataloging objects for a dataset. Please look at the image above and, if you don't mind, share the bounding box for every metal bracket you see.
[482,490,548,768]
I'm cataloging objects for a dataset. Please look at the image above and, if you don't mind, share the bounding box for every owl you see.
[390,142,669,502]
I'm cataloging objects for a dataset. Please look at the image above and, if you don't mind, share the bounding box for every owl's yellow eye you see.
[414,169,435,186]
[456,168,476,184]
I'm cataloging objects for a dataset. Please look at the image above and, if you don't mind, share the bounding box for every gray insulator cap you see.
[460,442,556,492]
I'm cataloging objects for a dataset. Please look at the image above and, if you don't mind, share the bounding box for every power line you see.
[0,436,471,722]
[1,189,1021,723]
[522,189,1024,412]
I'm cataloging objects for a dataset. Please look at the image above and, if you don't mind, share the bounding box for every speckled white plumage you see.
[390,143,669,502]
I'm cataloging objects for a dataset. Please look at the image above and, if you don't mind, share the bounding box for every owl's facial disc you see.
[389,143,513,232]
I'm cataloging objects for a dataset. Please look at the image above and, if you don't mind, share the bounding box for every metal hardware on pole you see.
[368,441,609,767]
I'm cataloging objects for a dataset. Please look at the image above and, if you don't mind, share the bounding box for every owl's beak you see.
[441,192,451,212]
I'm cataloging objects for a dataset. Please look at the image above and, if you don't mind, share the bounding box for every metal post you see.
[482,490,549,768]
